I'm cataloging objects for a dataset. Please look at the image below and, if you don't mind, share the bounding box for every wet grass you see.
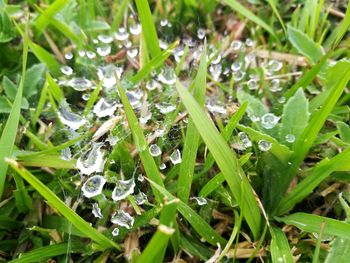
[1,0,350,262]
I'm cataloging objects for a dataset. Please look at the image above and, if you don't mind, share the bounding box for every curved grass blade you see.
[270,227,294,263]
[0,24,28,198]
[6,159,119,250]
[117,78,164,202]
[112,0,129,31]
[178,42,206,202]
[8,242,86,263]
[266,0,286,34]
[16,154,76,169]
[275,213,350,240]
[221,0,277,39]
[176,81,261,239]
[134,0,161,59]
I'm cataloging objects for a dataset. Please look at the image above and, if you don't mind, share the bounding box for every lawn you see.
[0,0,350,262]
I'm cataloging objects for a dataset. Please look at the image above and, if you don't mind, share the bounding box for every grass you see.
[1,0,350,262]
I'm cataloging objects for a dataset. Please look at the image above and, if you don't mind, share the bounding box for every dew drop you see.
[135,192,148,205]
[247,79,259,90]
[231,61,242,72]
[278,96,286,104]
[158,68,176,85]
[78,50,86,57]
[149,144,162,157]
[160,19,168,27]
[58,103,87,130]
[137,174,144,182]
[127,48,138,58]
[159,163,166,170]
[191,197,207,206]
[97,34,113,44]
[285,134,295,143]
[245,38,254,47]
[112,177,136,202]
[231,40,242,51]
[61,147,72,160]
[130,24,142,35]
[265,60,283,74]
[96,45,111,57]
[67,77,92,91]
[76,143,105,175]
[86,51,96,59]
[81,175,106,198]
[111,210,134,229]
[112,228,119,236]
[207,104,227,114]
[61,66,73,76]
[93,98,118,118]
[65,52,73,60]
[261,113,280,129]
[170,149,182,165]
[114,27,129,41]
[197,28,205,39]
[139,112,152,124]
[238,132,252,148]
[258,140,272,151]
[146,79,161,91]
[126,91,142,108]
[209,64,222,81]
[97,64,118,90]
[92,202,103,218]
[270,79,282,92]
[155,102,176,114]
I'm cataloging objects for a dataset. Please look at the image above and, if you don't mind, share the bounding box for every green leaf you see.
[280,88,310,145]
[8,242,86,263]
[24,63,46,98]
[176,81,261,239]
[178,42,207,202]
[0,26,28,198]
[336,121,350,144]
[134,0,161,59]
[287,25,324,64]
[222,0,277,39]
[270,227,294,263]
[237,89,268,120]
[276,213,350,240]
[117,78,164,202]
[325,238,350,263]
[0,9,16,43]
[6,159,119,250]
[111,0,129,31]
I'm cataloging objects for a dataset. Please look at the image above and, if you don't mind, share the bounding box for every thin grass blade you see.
[270,227,294,263]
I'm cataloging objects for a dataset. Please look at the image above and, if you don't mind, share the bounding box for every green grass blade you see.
[287,25,324,64]
[117,78,164,202]
[176,81,261,239]
[325,238,350,263]
[266,0,286,34]
[129,41,177,86]
[8,242,86,263]
[83,79,103,117]
[46,72,64,103]
[276,147,350,215]
[270,227,294,263]
[148,179,227,246]
[178,42,207,202]
[137,200,178,263]
[29,41,61,76]
[17,154,75,169]
[34,0,68,34]
[6,159,119,250]
[279,88,310,144]
[275,212,350,240]
[0,24,28,198]
[112,0,129,31]
[222,0,277,39]
[134,0,161,59]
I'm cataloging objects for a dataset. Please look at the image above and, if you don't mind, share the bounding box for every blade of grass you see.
[117,78,164,202]
[46,72,64,103]
[17,154,75,169]
[83,79,103,117]
[8,242,86,263]
[176,81,261,239]
[177,42,207,203]
[29,41,61,76]
[0,24,28,198]
[266,0,286,34]
[111,0,129,31]
[270,227,294,263]
[221,0,277,39]
[148,178,227,246]
[275,212,350,240]
[137,200,178,263]
[276,147,350,215]
[134,0,161,59]
[6,159,119,250]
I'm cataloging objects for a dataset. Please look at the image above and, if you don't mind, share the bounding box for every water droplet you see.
[135,192,148,205]
[65,52,73,60]
[58,103,87,130]
[107,134,120,146]
[270,79,282,92]
[170,149,182,165]
[197,28,206,39]
[146,79,161,91]
[231,40,242,51]
[159,163,166,170]
[61,147,72,160]
[127,48,138,58]
[158,68,176,85]
[67,77,92,91]
[160,19,168,27]
[155,102,176,114]
[231,61,242,72]
[137,174,144,182]
[78,50,86,57]
[124,39,132,49]
[112,177,136,202]
[244,53,255,64]
[261,113,280,129]
[265,60,283,74]
[97,64,119,90]
[96,46,111,57]
[86,51,96,59]
[238,132,252,148]
[93,98,118,118]
[126,91,142,108]
[111,210,134,229]
[82,93,90,101]
[155,128,166,138]
[211,54,222,65]
[233,70,246,81]
[245,38,254,47]
[285,134,295,143]
[76,143,105,175]
[114,27,129,41]
[207,104,227,114]
[191,197,207,206]
[112,228,119,236]
[130,24,142,35]
[139,112,152,124]
[258,140,272,151]
[61,66,73,76]
[92,202,103,218]
[97,34,113,44]
[209,64,222,81]
[149,144,162,157]
[247,79,259,90]
[278,96,286,104]
[81,175,106,198]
